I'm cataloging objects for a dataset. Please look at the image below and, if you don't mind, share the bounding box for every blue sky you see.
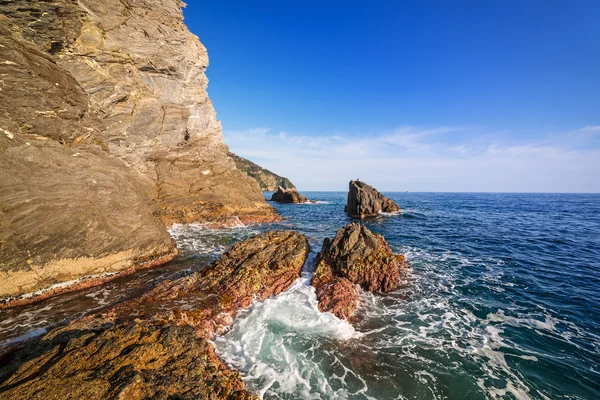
[183,1,600,192]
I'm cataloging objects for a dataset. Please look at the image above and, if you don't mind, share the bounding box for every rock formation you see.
[270,186,309,204]
[345,180,400,218]
[87,230,310,338]
[0,0,281,304]
[311,223,408,320]
[229,152,295,191]
[0,321,256,400]
[0,230,309,398]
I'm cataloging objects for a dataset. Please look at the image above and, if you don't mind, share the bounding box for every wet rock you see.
[270,186,309,203]
[345,180,400,218]
[0,230,310,398]
[0,320,256,399]
[100,230,310,338]
[311,223,408,320]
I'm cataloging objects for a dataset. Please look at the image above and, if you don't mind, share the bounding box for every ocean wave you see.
[214,275,361,399]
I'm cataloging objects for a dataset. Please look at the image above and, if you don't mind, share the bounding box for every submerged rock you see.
[311,223,408,320]
[345,180,400,218]
[0,230,309,398]
[270,186,309,203]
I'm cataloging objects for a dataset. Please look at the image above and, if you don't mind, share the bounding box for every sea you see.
[1,192,599,399]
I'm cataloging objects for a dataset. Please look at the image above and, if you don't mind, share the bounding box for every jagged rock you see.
[0,0,281,303]
[96,230,310,338]
[270,186,309,204]
[311,223,408,320]
[345,180,400,218]
[229,152,295,192]
[0,320,256,400]
[0,230,309,398]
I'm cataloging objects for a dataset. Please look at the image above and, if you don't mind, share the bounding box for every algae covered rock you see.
[311,223,408,320]
[270,186,309,203]
[345,180,400,218]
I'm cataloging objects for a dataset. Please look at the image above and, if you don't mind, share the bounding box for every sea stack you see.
[270,186,308,203]
[311,223,408,320]
[345,180,400,218]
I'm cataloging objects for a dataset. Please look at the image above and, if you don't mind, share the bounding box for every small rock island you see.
[345,180,400,218]
[270,186,309,203]
[311,223,408,321]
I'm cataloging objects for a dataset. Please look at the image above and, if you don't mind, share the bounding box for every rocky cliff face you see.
[0,0,279,303]
[229,152,295,192]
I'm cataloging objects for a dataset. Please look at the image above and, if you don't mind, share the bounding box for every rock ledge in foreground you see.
[345,180,400,218]
[311,223,408,320]
[0,230,310,399]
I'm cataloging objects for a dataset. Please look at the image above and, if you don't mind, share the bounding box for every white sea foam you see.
[1,327,47,347]
[168,223,262,256]
[214,273,361,399]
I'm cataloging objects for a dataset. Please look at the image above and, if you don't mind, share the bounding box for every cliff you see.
[229,152,296,191]
[0,0,280,304]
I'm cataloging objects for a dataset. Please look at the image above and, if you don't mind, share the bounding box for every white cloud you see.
[223,126,600,192]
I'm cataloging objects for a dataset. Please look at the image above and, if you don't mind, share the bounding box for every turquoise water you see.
[1,192,599,399]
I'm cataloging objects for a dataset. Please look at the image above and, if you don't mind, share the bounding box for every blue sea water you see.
[211,192,600,400]
[1,192,599,399]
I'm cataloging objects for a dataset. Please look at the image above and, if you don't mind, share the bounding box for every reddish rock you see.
[311,223,408,320]
[345,180,400,218]
[0,320,256,399]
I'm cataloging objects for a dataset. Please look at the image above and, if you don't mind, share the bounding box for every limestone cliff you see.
[0,0,280,304]
[229,152,296,192]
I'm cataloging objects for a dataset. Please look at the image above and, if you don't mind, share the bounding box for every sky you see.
[183,1,600,192]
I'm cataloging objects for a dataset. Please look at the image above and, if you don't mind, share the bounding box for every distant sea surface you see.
[1,192,599,399]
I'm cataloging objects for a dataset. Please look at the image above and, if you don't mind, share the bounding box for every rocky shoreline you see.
[0,230,310,398]
[0,1,411,398]
[0,0,280,304]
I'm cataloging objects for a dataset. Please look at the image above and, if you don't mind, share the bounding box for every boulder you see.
[0,230,310,398]
[270,186,309,204]
[345,180,400,218]
[311,223,408,320]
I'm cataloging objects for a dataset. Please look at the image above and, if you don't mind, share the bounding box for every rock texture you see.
[0,321,255,400]
[0,0,281,303]
[311,223,408,320]
[96,230,310,338]
[0,230,309,399]
[270,186,309,204]
[229,152,295,192]
[345,180,400,218]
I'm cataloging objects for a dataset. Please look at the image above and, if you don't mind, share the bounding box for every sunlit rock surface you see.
[0,230,309,398]
[345,180,400,218]
[0,0,280,302]
[311,223,408,320]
